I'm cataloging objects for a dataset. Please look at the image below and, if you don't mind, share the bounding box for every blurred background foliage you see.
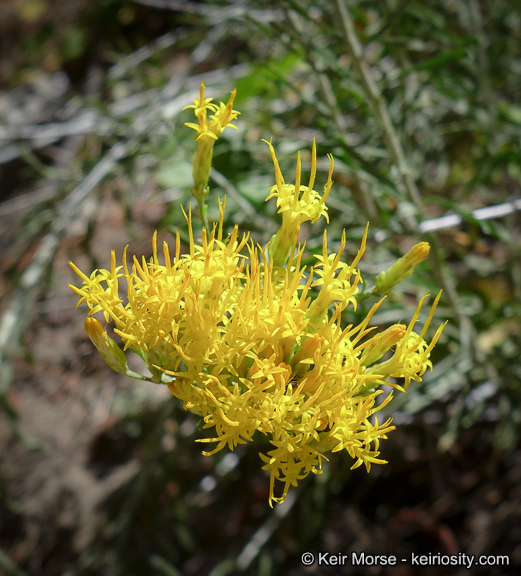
[1,0,521,575]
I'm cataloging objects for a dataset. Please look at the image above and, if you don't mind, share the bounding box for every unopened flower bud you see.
[375,242,430,294]
[84,317,129,375]
[363,324,406,365]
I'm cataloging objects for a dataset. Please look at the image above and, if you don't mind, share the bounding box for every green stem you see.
[197,195,210,232]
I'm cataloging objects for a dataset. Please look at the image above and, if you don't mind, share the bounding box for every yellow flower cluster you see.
[183,83,239,205]
[184,81,239,142]
[69,86,445,505]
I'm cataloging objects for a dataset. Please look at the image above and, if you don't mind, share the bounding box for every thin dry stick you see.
[420,199,521,233]
[0,111,108,142]
[108,31,181,80]
[334,0,423,211]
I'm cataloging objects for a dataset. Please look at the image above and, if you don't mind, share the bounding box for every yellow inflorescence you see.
[183,81,239,142]
[69,90,446,506]
[182,83,240,206]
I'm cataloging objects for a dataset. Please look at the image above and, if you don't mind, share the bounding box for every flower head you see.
[184,83,240,209]
[184,82,240,142]
[70,196,444,505]
[264,138,333,268]
[69,89,446,505]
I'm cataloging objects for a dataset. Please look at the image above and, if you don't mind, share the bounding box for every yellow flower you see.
[264,138,333,267]
[70,92,446,505]
[184,82,240,205]
[372,292,447,390]
[184,82,239,141]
